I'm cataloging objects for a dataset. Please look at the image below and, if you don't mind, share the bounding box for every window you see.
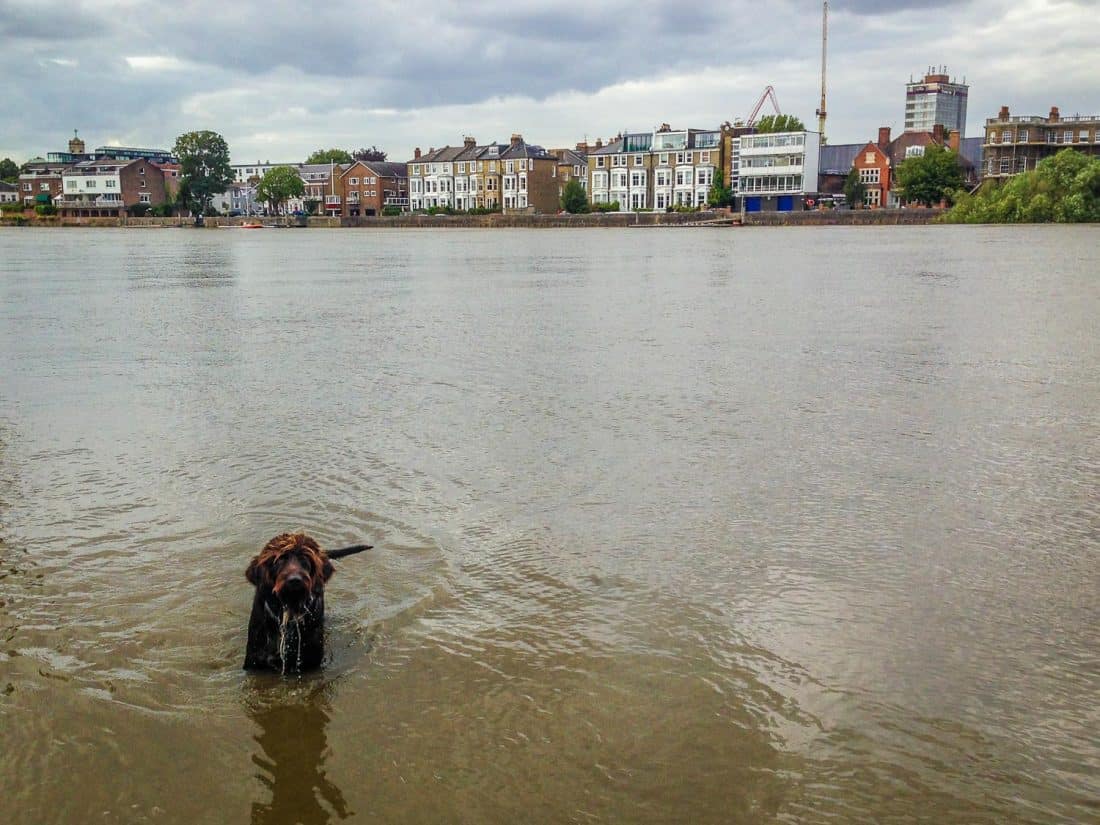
[506,161,514,173]
[633,154,643,166]
[999,157,1011,173]
[349,178,359,185]
[905,146,925,158]
[701,151,710,163]
[1018,130,1028,142]
[458,163,465,173]
[23,183,31,191]
[412,165,420,175]
[1064,130,1074,143]
[85,180,96,189]
[519,174,527,190]
[659,153,669,165]
[865,152,876,163]
[139,193,151,203]
[105,179,116,187]
[859,168,880,184]
[1081,130,1091,142]
[1016,157,1028,173]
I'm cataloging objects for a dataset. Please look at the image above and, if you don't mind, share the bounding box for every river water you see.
[0,226,1097,823]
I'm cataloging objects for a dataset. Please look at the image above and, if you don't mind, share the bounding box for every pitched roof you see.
[500,140,554,160]
[358,160,408,178]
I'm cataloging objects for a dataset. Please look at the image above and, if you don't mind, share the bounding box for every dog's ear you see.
[320,556,335,583]
[245,555,269,587]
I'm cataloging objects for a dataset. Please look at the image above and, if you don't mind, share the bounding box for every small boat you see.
[241,222,263,229]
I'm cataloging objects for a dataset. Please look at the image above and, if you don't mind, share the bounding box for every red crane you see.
[746,86,782,127]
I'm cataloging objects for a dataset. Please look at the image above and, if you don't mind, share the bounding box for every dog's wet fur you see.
[243,532,370,672]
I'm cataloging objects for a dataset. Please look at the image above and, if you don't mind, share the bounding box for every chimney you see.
[414,147,421,159]
[948,129,960,152]
[932,123,945,143]
[595,138,603,149]
[464,136,476,148]
[575,141,587,152]
[998,106,1010,120]
[658,123,671,133]
[1049,106,1060,122]
[510,133,523,147]
[877,126,891,148]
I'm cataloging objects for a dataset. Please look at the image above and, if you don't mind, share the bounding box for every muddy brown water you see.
[1,226,1097,823]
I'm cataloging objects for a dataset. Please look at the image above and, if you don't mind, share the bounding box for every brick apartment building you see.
[982,105,1100,180]
[58,158,166,216]
[337,160,409,216]
[18,159,70,207]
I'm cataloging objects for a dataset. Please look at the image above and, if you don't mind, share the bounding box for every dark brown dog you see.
[243,532,371,672]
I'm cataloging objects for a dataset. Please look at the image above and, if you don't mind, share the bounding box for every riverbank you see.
[0,208,948,229]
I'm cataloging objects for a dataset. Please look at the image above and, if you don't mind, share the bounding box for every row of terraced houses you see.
[11,74,1100,217]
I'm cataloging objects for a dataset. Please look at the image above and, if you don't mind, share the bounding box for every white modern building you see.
[737,130,820,212]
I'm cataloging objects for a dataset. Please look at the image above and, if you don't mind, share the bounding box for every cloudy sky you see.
[2,0,1098,164]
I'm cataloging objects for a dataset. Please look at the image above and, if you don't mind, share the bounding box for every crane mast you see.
[816,1,828,142]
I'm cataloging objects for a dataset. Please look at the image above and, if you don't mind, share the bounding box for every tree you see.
[352,146,387,162]
[0,157,19,183]
[560,178,589,213]
[306,148,353,165]
[945,148,1100,224]
[843,168,867,209]
[754,114,806,133]
[895,145,964,207]
[706,169,735,208]
[256,166,305,215]
[174,130,233,215]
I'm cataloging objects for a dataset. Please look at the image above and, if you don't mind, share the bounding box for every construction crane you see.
[816,1,828,143]
[746,86,781,127]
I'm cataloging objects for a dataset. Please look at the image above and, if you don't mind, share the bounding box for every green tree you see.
[843,168,867,209]
[174,130,233,215]
[895,145,964,207]
[305,148,353,165]
[945,148,1100,224]
[255,166,305,214]
[706,169,735,207]
[0,157,19,183]
[754,114,806,133]
[560,178,589,213]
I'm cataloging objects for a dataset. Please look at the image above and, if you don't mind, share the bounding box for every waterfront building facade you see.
[552,147,588,203]
[738,131,820,212]
[982,105,1100,180]
[57,158,166,216]
[338,160,409,216]
[905,71,968,135]
[18,159,71,207]
[499,135,560,212]
[0,181,18,204]
[587,125,723,211]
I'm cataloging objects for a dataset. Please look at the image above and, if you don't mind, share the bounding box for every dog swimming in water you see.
[243,532,372,673]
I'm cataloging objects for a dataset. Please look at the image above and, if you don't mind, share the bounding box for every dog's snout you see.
[282,574,306,592]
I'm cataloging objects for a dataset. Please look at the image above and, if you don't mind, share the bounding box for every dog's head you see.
[245,532,334,617]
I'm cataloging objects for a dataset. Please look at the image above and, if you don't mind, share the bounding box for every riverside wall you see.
[1,208,947,229]
[741,208,945,226]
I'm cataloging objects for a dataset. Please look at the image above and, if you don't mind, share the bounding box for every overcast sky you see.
[2,0,1098,164]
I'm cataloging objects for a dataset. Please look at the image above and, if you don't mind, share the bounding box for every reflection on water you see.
[0,226,1098,824]
[248,683,350,825]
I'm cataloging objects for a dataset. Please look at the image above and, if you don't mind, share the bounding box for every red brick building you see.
[337,160,409,216]
[851,128,893,207]
[18,159,70,207]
